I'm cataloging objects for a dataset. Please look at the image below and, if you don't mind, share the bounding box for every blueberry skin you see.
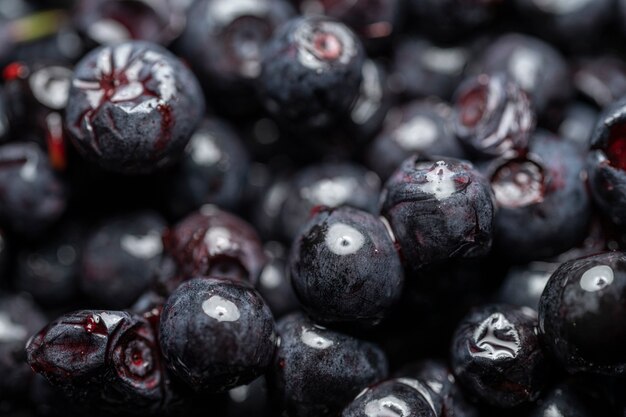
[526,383,594,417]
[26,310,166,413]
[0,295,46,403]
[65,40,205,174]
[380,157,494,270]
[488,131,591,262]
[159,277,277,392]
[164,118,250,217]
[497,262,556,311]
[258,16,365,130]
[270,312,388,417]
[280,162,381,241]
[396,360,478,417]
[558,103,598,150]
[450,304,547,408]
[80,211,166,309]
[366,100,466,180]
[16,221,82,307]
[539,252,626,375]
[588,98,626,226]
[574,56,626,108]
[289,206,403,327]
[161,206,267,293]
[341,378,439,417]
[477,33,572,115]
[257,244,300,318]
[179,0,294,88]
[453,73,536,158]
[0,142,67,238]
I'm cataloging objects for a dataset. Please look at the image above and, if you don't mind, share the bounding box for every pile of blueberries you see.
[3,0,626,416]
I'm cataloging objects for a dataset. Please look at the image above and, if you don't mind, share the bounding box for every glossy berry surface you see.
[366,99,465,180]
[26,310,166,412]
[380,157,494,270]
[289,206,404,327]
[539,252,626,375]
[454,73,536,158]
[488,131,591,262]
[450,304,547,408]
[341,378,439,417]
[258,16,365,130]
[159,277,277,392]
[161,206,267,293]
[80,211,166,309]
[0,142,67,237]
[280,162,381,241]
[271,312,388,417]
[526,383,595,417]
[65,40,205,174]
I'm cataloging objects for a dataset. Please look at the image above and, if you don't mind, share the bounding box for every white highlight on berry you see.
[580,265,614,292]
[202,295,241,322]
[363,395,409,417]
[417,161,457,200]
[121,231,163,259]
[325,223,365,256]
[0,313,27,342]
[301,327,333,349]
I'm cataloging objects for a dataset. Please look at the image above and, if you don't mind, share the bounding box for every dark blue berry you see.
[65,40,205,174]
[380,157,494,270]
[258,16,365,130]
[270,312,388,417]
[526,383,594,417]
[289,206,403,327]
[497,262,556,311]
[80,211,166,309]
[256,242,300,318]
[159,277,277,392]
[573,56,626,108]
[539,252,626,375]
[558,103,599,150]
[450,304,547,408]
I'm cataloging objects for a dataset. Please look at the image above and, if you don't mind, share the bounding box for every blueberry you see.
[450,304,547,408]
[280,162,381,241]
[225,376,271,417]
[0,295,46,405]
[27,310,166,412]
[179,0,294,90]
[341,378,439,417]
[558,103,599,150]
[270,312,388,417]
[73,0,185,45]
[477,33,572,116]
[80,211,166,309]
[258,16,365,130]
[539,252,626,375]
[588,98,626,225]
[65,40,205,174]
[453,73,536,158]
[526,383,594,417]
[161,206,267,293]
[289,206,403,327]
[164,118,250,217]
[380,157,494,270]
[573,56,626,108]
[16,221,82,307]
[256,242,300,318]
[0,142,67,238]
[396,360,478,417]
[388,37,470,101]
[366,99,466,180]
[159,277,277,392]
[497,262,556,311]
[487,131,591,262]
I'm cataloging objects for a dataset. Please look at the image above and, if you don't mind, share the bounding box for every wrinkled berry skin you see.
[454,73,536,158]
[477,33,572,115]
[280,162,381,241]
[396,360,478,417]
[270,313,388,417]
[588,98,626,226]
[366,100,466,180]
[341,378,439,417]
[380,157,494,270]
[161,206,267,293]
[0,295,46,404]
[488,131,591,262]
[165,118,250,217]
[65,41,205,174]
[258,16,365,130]
[159,277,277,392]
[289,206,404,327]
[539,252,626,375]
[0,142,67,237]
[179,0,294,89]
[80,212,166,309]
[451,304,547,408]
[26,310,166,413]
